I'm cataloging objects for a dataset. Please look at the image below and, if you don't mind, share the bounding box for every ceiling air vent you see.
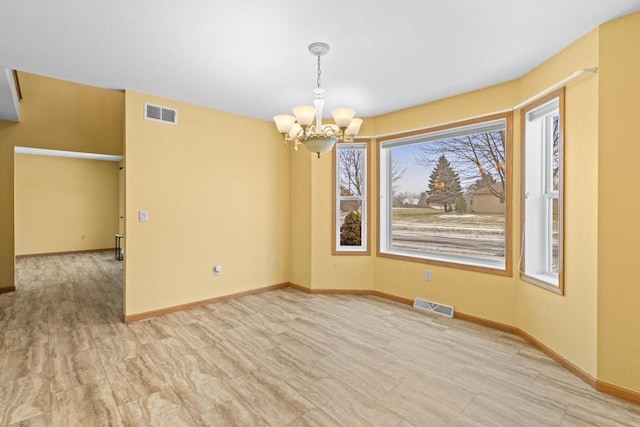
[144,103,177,125]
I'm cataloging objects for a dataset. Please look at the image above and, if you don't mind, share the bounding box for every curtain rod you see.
[511,67,597,111]
[361,67,598,139]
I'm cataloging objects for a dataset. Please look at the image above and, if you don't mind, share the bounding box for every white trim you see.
[527,271,559,287]
[14,147,123,162]
[383,247,506,270]
[3,68,20,122]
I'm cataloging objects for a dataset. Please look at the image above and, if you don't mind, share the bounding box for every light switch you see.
[138,210,148,222]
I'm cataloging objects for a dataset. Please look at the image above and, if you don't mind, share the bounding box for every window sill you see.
[378,248,511,277]
[333,248,370,256]
[521,272,562,294]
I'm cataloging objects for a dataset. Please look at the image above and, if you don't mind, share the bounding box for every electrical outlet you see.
[213,265,222,276]
[425,270,432,281]
[269,258,276,267]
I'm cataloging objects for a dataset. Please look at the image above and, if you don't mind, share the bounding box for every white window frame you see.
[378,115,511,274]
[522,91,563,293]
[334,142,367,253]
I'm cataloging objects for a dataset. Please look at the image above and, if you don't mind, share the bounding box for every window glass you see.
[550,197,559,273]
[522,93,563,291]
[380,117,510,271]
[339,200,362,247]
[335,143,367,252]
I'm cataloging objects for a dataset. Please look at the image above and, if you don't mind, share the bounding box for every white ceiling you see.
[1,0,639,121]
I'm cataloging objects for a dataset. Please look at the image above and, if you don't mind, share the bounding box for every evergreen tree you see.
[426,155,463,212]
[454,195,468,214]
[340,211,362,246]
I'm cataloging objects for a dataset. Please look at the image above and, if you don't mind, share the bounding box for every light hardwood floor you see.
[1,252,639,426]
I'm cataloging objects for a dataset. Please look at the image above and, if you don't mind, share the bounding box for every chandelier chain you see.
[316,54,322,89]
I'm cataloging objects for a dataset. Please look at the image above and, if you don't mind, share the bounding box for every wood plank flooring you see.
[1,252,639,426]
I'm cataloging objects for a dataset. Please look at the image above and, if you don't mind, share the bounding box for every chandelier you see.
[273,42,363,158]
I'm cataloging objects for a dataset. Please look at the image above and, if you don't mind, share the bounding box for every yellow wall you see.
[516,30,600,377]
[124,91,289,315]
[597,12,640,392]
[14,154,119,256]
[288,118,378,291]
[0,137,14,289]
[374,81,519,136]
[1,72,123,154]
[289,147,312,288]
[0,72,123,290]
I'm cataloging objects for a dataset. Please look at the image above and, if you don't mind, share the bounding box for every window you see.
[379,114,511,273]
[333,142,368,254]
[521,90,564,292]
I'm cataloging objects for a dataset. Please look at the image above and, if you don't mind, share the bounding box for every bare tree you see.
[552,115,559,189]
[391,159,407,195]
[339,151,407,196]
[339,149,410,208]
[415,130,506,199]
[339,149,363,196]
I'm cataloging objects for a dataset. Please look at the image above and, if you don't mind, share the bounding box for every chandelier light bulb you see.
[289,123,303,140]
[331,108,356,129]
[345,118,363,136]
[292,106,316,127]
[273,115,296,134]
